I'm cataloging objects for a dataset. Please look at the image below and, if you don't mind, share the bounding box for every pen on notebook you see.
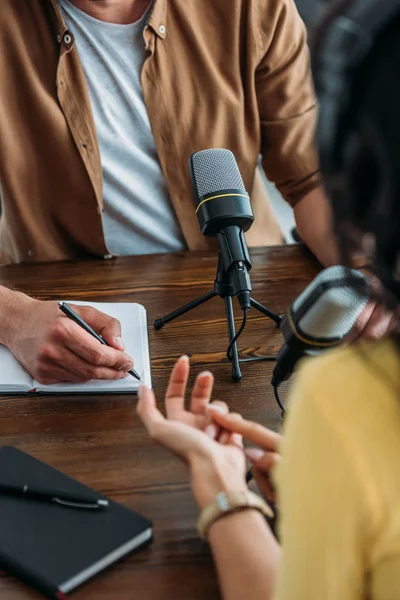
[0,483,109,510]
[58,301,141,381]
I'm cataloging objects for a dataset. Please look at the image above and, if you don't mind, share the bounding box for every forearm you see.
[0,285,32,346]
[294,187,339,267]
[208,509,280,600]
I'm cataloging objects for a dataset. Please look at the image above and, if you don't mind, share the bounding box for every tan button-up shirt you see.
[0,0,320,264]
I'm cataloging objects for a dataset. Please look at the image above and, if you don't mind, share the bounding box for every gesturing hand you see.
[137,356,247,510]
[207,409,282,504]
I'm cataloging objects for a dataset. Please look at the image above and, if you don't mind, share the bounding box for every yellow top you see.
[275,339,400,600]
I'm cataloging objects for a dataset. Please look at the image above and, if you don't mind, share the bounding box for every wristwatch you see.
[197,490,273,541]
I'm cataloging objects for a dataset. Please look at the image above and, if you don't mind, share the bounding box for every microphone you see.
[271,266,370,388]
[189,149,253,311]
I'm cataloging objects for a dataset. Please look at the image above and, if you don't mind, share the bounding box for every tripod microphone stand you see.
[154,254,282,381]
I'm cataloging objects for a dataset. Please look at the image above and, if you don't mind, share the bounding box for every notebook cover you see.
[0,447,152,598]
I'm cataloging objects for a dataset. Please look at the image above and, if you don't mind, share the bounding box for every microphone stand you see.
[154,254,282,381]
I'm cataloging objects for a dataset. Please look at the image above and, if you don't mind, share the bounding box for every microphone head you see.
[191,148,246,198]
[189,149,254,236]
[291,266,370,342]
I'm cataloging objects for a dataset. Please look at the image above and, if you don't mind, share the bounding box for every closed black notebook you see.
[0,447,152,598]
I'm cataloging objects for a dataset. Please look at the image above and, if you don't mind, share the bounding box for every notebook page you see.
[0,345,33,391]
[34,302,151,394]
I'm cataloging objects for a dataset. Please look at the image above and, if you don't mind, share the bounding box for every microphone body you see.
[272,266,370,387]
[189,149,253,310]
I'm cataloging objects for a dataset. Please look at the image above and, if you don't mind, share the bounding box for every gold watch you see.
[197,490,273,541]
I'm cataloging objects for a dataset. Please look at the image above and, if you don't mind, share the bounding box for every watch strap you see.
[197,490,274,541]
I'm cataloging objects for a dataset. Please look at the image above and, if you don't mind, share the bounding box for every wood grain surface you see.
[0,246,318,600]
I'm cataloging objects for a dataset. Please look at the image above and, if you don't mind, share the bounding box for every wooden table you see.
[0,246,318,600]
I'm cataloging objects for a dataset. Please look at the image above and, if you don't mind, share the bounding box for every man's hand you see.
[3,295,134,384]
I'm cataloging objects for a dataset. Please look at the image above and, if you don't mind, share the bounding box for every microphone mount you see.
[154,253,282,382]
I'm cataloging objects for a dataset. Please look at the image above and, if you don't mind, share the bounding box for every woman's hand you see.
[137,356,247,510]
[207,409,282,504]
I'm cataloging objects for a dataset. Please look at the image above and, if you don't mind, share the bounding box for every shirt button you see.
[57,34,62,43]
[159,25,166,34]
[64,33,73,45]
[103,254,113,260]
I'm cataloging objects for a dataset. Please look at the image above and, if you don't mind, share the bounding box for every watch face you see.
[216,492,230,512]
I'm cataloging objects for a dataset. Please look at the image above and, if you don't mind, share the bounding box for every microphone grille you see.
[191,149,246,198]
[293,266,370,339]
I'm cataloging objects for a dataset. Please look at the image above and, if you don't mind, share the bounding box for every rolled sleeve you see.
[256,0,321,206]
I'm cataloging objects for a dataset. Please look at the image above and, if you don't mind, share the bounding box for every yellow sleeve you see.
[274,363,375,600]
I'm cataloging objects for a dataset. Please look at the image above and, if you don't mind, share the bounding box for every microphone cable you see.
[227,309,248,362]
[274,385,287,416]
[225,308,284,414]
[226,310,280,363]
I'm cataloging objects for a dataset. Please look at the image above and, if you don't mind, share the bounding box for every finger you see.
[165,356,190,418]
[227,432,243,448]
[207,409,281,451]
[34,365,85,385]
[56,320,134,370]
[137,385,215,461]
[348,301,378,342]
[218,431,243,447]
[245,448,281,473]
[40,346,128,382]
[219,430,230,444]
[358,304,394,341]
[190,371,214,414]
[204,401,229,439]
[252,467,276,504]
[137,385,165,434]
[76,306,125,350]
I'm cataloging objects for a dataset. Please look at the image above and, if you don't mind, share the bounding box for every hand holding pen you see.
[59,302,140,381]
[6,299,136,385]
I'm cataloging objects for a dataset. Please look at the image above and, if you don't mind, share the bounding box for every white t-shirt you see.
[59,0,187,255]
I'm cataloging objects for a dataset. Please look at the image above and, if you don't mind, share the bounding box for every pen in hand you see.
[58,302,141,381]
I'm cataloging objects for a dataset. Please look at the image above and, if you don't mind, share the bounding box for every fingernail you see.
[115,336,125,350]
[180,355,189,362]
[245,448,265,463]
[207,404,226,415]
[199,371,213,378]
[205,424,218,438]
[122,362,133,371]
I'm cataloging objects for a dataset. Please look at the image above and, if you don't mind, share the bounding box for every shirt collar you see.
[147,0,167,39]
[49,0,167,40]
[49,0,69,38]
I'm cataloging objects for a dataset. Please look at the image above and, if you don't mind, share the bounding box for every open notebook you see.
[0,302,151,394]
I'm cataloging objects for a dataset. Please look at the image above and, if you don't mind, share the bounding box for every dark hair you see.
[316,7,400,309]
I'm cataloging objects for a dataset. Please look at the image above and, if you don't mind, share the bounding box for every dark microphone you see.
[189,149,254,311]
[272,266,370,388]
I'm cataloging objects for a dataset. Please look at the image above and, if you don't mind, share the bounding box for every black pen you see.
[58,301,141,381]
[0,483,109,510]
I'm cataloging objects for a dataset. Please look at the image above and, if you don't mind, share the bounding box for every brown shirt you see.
[0,0,320,265]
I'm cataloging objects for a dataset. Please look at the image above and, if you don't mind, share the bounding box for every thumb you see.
[76,305,125,350]
[137,385,165,433]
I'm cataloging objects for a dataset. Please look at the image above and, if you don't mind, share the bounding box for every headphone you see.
[313,0,400,182]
